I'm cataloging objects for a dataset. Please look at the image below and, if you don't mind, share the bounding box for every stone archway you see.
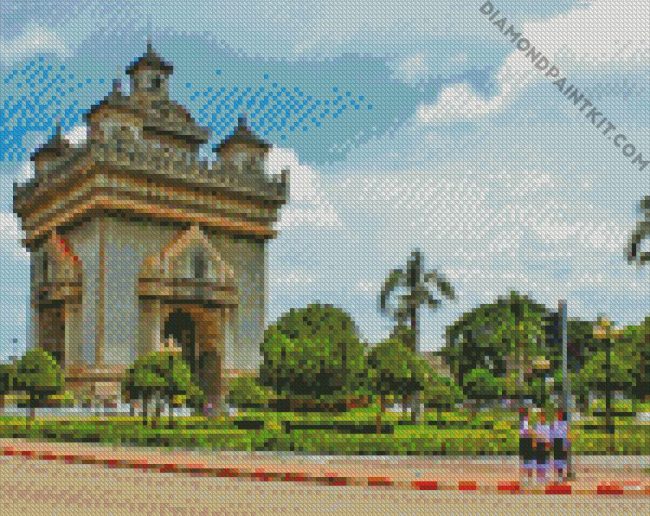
[163,309,197,376]
[138,226,237,405]
[161,307,222,400]
[39,302,65,365]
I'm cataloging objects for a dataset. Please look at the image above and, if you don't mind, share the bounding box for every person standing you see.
[534,411,551,483]
[551,410,569,482]
[519,408,535,484]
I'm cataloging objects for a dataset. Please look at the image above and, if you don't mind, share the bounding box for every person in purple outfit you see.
[551,410,569,482]
[518,408,535,484]
[534,411,551,483]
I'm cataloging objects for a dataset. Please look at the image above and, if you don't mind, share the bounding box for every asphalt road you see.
[1,457,646,515]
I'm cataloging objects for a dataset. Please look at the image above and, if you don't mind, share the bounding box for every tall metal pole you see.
[559,300,572,478]
[605,335,613,451]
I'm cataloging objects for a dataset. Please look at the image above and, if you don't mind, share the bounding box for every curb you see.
[2,445,648,496]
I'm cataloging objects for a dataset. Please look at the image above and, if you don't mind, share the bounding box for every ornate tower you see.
[13,43,289,402]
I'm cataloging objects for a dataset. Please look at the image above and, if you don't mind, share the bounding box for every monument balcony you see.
[137,277,237,306]
[36,280,82,304]
[91,141,288,201]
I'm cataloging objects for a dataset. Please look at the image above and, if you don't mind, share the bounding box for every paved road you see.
[2,438,646,490]
[1,457,647,515]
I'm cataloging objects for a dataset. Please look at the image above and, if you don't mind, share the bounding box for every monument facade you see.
[13,43,289,402]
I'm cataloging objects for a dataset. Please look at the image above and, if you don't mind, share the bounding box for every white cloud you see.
[270,270,316,288]
[523,0,650,71]
[0,25,70,65]
[419,0,650,122]
[418,83,508,122]
[287,153,648,341]
[355,280,379,294]
[17,161,33,182]
[266,147,342,229]
[0,213,28,260]
[391,54,430,85]
[65,125,88,146]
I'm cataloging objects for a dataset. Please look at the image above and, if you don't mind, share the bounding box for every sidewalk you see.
[1,438,648,495]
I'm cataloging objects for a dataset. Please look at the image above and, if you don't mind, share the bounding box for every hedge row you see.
[0,418,647,455]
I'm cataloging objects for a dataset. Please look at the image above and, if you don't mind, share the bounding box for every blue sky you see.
[1,0,649,358]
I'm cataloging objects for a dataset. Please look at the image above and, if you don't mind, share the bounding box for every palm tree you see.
[380,249,455,353]
[628,196,650,264]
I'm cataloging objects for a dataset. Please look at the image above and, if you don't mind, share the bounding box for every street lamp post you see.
[532,357,550,408]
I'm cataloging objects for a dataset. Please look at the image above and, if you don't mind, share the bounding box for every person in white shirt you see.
[551,410,569,482]
[534,412,551,483]
[519,408,534,484]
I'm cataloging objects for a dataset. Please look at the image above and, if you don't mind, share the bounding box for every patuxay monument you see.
[12,43,289,403]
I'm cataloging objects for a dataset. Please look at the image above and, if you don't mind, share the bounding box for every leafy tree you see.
[627,196,649,264]
[462,368,503,404]
[389,324,416,350]
[380,250,455,352]
[0,363,16,411]
[579,350,636,395]
[571,371,590,414]
[122,352,196,425]
[635,317,650,400]
[502,370,532,399]
[563,319,600,372]
[14,349,64,419]
[367,339,426,412]
[423,373,463,418]
[227,376,273,408]
[443,292,546,386]
[268,303,359,345]
[186,382,206,412]
[615,317,650,400]
[260,329,366,402]
[261,305,367,398]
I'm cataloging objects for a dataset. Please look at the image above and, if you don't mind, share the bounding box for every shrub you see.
[14,349,64,419]
[227,377,272,408]
[45,391,75,408]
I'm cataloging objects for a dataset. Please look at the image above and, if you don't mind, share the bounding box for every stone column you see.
[28,299,39,351]
[223,307,236,371]
[64,303,83,365]
[95,217,106,367]
[138,298,162,355]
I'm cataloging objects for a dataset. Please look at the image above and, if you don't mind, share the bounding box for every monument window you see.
[150,76,162,90]
[192,250,206,279]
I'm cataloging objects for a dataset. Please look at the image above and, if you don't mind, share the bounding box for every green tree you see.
[261,305,367,399]
[627,196,649,264]
[579,351,636,397]
[423,373,463,419]
[635,317,650,400]
[268,303,360,345]
[616,317,650,401]
[186,382,206,412]
[462,368,503,405]
[563,319,600,372]
[260,330,366,403]
[380,250,455,352]
[14,349,64,419]
[367,339,426,413]
[122,352,196,426]
[0,363,16,412]
[443,292,546,386]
